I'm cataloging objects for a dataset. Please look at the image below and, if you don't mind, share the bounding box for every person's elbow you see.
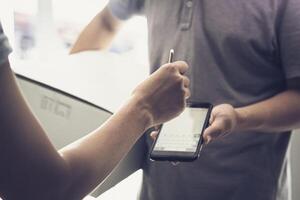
[70,6,122,54]
[99,6,122,34]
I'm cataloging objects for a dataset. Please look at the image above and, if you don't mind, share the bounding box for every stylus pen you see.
[168,49,174,63]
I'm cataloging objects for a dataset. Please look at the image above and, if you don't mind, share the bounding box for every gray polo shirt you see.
[0,23,12,65]
[109,0,300,200]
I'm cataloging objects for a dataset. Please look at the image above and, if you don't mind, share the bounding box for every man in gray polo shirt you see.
[71,0,300,199]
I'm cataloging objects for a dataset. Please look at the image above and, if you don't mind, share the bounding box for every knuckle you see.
[187,78,191,85]
[215,126,223,134]
[176,75,183,83]
[172,74,183,84]
[165,64,177,73]
[177,61,188,68]
[184,77,190,87]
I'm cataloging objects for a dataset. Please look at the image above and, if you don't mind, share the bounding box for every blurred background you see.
[0,0,148,61]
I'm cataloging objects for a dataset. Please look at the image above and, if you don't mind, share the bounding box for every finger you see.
[203,126,220,144]
[206,135,212,144]
[173,61,188,74]
[203,119,225,143]
[183,88,191,99]
[150,131,159,140]
[182,76,190,87]
[209,113,215,125]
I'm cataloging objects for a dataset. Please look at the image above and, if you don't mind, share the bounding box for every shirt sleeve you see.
[277,0,300,80]
[108,0,145,20]
[0,23,12,65]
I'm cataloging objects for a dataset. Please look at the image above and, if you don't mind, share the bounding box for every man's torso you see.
[140,1,290,200]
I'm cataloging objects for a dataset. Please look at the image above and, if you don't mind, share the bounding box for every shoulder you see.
[108,0,146,20]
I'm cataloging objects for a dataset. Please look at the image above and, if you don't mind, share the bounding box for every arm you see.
[201,0,300,143]
[70,6,122,54]
[0,60,189,199]
[203,81,300,143]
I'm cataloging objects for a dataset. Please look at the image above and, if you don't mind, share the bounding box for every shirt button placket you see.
[180,0,194,30]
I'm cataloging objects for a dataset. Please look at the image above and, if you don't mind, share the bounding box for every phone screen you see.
[153,107,209,153]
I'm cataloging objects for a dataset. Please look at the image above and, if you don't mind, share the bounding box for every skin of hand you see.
[202,104,238,143]
[131,61,190,128]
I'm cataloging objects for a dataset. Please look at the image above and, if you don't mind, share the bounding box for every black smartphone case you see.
[149,102,213,162]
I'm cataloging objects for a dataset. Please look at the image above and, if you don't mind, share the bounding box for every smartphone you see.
[150,102,213,162]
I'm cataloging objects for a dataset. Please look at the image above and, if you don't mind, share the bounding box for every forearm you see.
[0,62,70,199]
[235,90,300,133]
[70,7,122,54]
[59,96,150,199]
[0,62,149,199]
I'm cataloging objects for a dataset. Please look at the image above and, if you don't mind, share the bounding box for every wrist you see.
[234,108,248,132]
[235,107,264,132]
[128,94,154,132]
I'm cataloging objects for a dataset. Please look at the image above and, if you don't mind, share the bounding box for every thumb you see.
[203,119,224,144]
[209,112,215,125]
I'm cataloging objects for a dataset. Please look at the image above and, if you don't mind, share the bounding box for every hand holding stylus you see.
[149,49,190,137]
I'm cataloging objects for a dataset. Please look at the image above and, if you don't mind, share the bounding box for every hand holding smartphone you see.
[150,102,212,162]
